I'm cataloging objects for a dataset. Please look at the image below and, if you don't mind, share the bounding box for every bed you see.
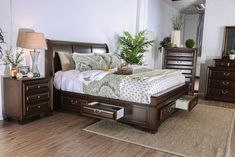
[45,39,197,133]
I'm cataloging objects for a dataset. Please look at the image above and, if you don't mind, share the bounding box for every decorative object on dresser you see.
[19,32,47,77]
[164,48,197,94]
[222,26,235,59]
[4,77,53,123]
[205,59,235,102]
[228,49,235,60]
[18,66,30,76]
[171,14,184,47]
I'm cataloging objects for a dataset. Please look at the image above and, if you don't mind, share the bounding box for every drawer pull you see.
[38,95,41,99]
[37,105,41,108]
[222,81,230,85]
[223,72,231,76]
[177,61,182,64]
[94,109,102,114]
[26,97,29,101]
[221,90,229,95]
[70,100,78,105]
[38,85,41,89]
[26,87,29,91]
[26,107,29,111]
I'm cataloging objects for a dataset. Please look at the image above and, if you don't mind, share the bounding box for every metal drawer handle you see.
[222,81,230,85]
[37,105,41,108]
[177,61,182,64]
[38,95,41,99]
[26,107,29,111]
[94,109,102,114]
[38,85,41,89]
[222,90,229,95]
[26,97,29,101]
[70,100,78,105]
[223,72,231,76]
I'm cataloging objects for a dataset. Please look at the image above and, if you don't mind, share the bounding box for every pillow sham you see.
[57,52,75,71]
[73,52,94,56]
[72,54,107,71]
[96,54,122,69]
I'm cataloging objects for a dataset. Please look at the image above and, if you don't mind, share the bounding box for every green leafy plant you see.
[159,37,172,50]
[0,49,24,68]
[229,50,235,54]
[118,30,155,65]
[185,39,195,48]
[172,14,184,31]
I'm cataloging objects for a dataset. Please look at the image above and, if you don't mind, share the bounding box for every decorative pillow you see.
[57,52,75,71]
[72,54,107,71]
[96,54,122,69]
[73,52,94,56]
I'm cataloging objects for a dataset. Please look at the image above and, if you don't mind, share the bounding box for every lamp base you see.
[30,50,40,77]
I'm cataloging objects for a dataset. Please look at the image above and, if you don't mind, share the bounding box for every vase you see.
[11,67,17,78]
[4,64,11,77]
[229,54,235,60]
[172,30,181,47]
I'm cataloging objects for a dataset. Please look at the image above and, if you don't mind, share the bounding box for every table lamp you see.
[20,32,47,77]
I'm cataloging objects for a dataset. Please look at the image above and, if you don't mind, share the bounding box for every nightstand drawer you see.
[25,81,49,93]
[208,88,235,99]
[26,102,50,116]
[209,80,235,89]
[26,92,50,103]
[210,71,235,80]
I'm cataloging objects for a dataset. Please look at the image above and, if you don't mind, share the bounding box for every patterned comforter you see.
[54,67,185,104]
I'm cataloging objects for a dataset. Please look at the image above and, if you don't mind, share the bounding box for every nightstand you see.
[4,77,53,123]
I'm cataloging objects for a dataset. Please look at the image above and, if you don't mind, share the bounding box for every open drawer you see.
[81,102,124,120]
[175,94,198,111]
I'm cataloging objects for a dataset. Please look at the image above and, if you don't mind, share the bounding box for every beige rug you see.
[84,105,235,157]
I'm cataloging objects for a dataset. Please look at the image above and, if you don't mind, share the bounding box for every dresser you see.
[4,77,53,123]
[164,48,197,94]
[205,59,235,102]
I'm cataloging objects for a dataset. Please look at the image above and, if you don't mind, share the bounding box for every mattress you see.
[54,66,186,104]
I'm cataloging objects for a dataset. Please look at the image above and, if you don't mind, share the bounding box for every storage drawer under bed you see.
[81,102,124,120]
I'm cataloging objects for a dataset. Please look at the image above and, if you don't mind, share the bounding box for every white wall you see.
[199,0,235,95]
[144,0,178,68]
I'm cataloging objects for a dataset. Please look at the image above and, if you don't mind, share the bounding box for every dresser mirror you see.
[223,26,235,58]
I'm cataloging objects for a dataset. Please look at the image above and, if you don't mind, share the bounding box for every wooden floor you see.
[0,99,234,157]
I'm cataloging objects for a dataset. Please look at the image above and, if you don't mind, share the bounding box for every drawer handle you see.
[221,90,229,95]
[38,85,41,89]
[26,97,29,101]
[37,105,41,108]
[222,81,230,85]
[70,100,78,105]
[94,109,102,114]
[26,107,29,111]
[38,95,41,99]
[177,61,182,64]
[223,72,231,76]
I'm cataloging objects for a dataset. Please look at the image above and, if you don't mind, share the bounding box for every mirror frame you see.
[223,26,235,57]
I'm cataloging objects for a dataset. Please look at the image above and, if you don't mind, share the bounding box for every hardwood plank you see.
[0,99,234,157]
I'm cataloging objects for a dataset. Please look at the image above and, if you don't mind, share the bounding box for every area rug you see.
[83,105,235,157]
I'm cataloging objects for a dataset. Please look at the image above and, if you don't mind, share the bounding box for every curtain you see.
[196,14,205,56]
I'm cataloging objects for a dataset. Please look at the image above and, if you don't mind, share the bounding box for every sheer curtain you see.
[196,14,205,56]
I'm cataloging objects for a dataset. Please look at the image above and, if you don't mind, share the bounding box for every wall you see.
[144,0,178,68]
[199,0,235,95]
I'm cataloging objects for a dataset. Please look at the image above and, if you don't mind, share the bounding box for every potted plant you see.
[118,30,155,67]
[159,37,173,52]
[171,14,184,47]
[185,39,195,48]
[228,50,235,60]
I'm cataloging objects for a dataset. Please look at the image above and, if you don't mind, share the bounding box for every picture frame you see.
[18,66,30,76]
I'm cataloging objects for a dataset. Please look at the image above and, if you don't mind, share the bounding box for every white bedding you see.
[54,67,186,104]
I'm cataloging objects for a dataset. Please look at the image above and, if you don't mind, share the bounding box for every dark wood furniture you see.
[4,77,53,123]
[45,39,196,133]
[206,59,235,103]
[164,48,197,94]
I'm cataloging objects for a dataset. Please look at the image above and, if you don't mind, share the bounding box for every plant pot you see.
[172,30,181,47]
[229,54,235,60]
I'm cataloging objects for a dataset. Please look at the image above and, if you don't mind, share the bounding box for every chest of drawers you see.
[206,59,235,102]
[4,77,53,123]
[164,48,197,94]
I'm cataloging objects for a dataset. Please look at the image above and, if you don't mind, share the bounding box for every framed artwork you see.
[18,66,30,76]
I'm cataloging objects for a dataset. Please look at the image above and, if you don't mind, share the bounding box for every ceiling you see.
[163,0,206,14]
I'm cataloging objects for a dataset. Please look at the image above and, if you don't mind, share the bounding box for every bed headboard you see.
[45,39,109,76]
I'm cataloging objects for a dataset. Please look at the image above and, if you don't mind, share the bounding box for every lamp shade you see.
[21,32,47,50]
[16,28,35,47]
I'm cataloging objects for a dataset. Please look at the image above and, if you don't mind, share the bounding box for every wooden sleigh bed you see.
[45,39,198,133]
